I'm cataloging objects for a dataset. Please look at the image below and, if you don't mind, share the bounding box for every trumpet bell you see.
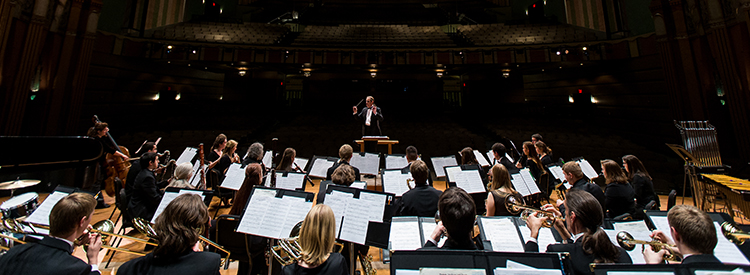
[616,231,636,251]
[721,221,750,245]
[503,193,526,216]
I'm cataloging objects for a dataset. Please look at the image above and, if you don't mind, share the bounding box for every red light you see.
[533,4,536,8]
[463,83,466,87]
[167,86,172,91]
[280,82,283,86]
[578,89,583,93]
[212,2,215,6]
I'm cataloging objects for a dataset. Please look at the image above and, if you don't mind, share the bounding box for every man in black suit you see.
[643,205,721,264]
[491,143,516,172]
[423,187,479,250]
[556,162,605,213]
[128,152,169,222]
[396,160,442,217]
[352,96,384,136]
[326,144,361,181]
[0,193,103,275]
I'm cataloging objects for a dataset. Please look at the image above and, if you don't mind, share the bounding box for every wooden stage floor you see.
[0,178,733,275]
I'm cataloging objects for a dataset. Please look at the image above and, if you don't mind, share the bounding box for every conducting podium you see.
[355,136,398,154]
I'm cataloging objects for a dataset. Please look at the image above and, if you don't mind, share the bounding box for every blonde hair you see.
[338,144,353,161]
[223,140,238,155]
[488,164,514,192]
[299,204,336,267]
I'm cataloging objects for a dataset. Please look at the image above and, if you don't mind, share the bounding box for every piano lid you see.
[0,136,103,172]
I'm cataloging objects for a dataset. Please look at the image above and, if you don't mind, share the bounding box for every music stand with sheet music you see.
[384,154,408,169]
[271,171,307,191]
[380,168,411,197]
[571,157,599,181]
[175,147,198,166]
[510,169,542,199]
[444,164,488,214]
[24,185,80,227]
[152,187,212,222]
[591,262,750,275]
[306,156,338,179]
[430,155,458,179]
[391,250,569,275]
[349,152,381,176]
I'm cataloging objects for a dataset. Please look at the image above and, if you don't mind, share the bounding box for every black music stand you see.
[391,250,569,274]
[666,143,703,206]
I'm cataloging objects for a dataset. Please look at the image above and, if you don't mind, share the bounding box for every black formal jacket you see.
[0,236,98,275]
[128,169,168,221]
[604,181,636,219]
[497,156,516,173]
[325,160,361,182]
[681,254,722,264]
[422,237,480,250]
[116,251,221,275]
[354,106,383,136]
[631,174,659,209]
[524,237,632,275]
[571,178,606,212]
[281,252,349,275]
[395,184,442,217]
[125,160,143,193]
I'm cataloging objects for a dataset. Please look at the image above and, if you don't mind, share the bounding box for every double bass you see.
[92,115,131,197]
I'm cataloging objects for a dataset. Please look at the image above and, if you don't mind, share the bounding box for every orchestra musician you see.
[622,155,660,210]
[531,133,543,144]
[491,143,515,172]
[516,141,543,184]
[423,187,480,250]
[214,140,240,177]
[206,134,227,170]
[556,162,605,214]
[282,204,349,275]
[241,142,265,170]
[326,144,361,181]
[127,152,169,222]
[395,160,442,217]
[485,164,521,217]
[276,147,298,172]
[642,205,721,264]
[524,190,632,274]
[600,160,636,219]
[166,162,195,189]
[403,145,419,169]
[331,165,356,187]
[0,193,102,275]
[352,96,383,136]
[125,142,157,192]
[87,121,129,208]
[460,147,479,166]
[117,194,222,275]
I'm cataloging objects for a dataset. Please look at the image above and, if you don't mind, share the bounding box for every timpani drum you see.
[0,192,39,220]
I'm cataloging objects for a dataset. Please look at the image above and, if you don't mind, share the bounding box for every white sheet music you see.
[712,221,750,264]
[176,147,197,166]
[612,221,651,264]
[520,169,541,194]
[649,216,671,232]
[324,190,353,236]
[613,220,650,233]
[275,172,306,191]
[511,174,531,197]
[389,218,422,251]
[189,161,203,187]
[481,218,524,252]
[518,224,557,252]
[548,166,565,181]
[151,192,181,223]
[386,155,409,169]
[607,272,674,275]
[506,153,514,164]
[604,229,647,264]
[486,151,495,165]
[294,158,309,171]
[431,156,458,178]
[309,158,336,178]
[452,169,486,194]
[445,166,462,182]
[25,191,68,226]
[349,152,380,176]
[220,163,245,190]
[421,220,447,247]
[237,189,313,239]
[577,159,599,179]
[359,192,386,222]
[340,199,372,244]
[382,170,411,197]
[262,151,272,168]
[350,181,367,189]
[474,150,490,167]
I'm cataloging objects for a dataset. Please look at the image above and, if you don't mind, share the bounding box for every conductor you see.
[353,96,383,136]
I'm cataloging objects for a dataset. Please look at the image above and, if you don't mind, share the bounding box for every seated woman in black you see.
[601,159,636,219]
[276,148,299,172]
[424,187,480,250]
[524,190,632,275]
[118,194,221,275]
[282,204,349,275]
[516,141,544,188]
[485,164,522,217]
[460,147,479,166]
[622,155,659,210]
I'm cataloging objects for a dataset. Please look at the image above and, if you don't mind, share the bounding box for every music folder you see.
[273,170,307,191]
[349,152,380,176]
[307,155,338,179]
[443,164,487,194]
[321,184,394,248]
[380,168,412,197]
[236,186,314,239]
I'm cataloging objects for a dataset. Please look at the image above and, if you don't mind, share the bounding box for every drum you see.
[0,192,39,220]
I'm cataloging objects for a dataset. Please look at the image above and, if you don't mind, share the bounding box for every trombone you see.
[616,231,682,262]
[721,221,750,245]
[503,194,564,228]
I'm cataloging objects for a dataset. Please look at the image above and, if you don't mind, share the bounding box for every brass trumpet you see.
[721,221,750,245]
[503,194,564,228]
[616,231,682,262]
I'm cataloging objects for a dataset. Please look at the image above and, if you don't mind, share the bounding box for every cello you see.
[92,115,131,197]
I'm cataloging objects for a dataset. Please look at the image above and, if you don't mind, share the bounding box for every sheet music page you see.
[349,152,380,176]
[506,153,514,164]
[220,163,245,190]
[712,221,750,264]
[420,220,447,247]
[25,191,68,226]
[178,189,206,199]
[294,158,309,171]
[324,190,353,236]
[237,189,278,237]
[275,173,306,191]
[386,155,409,169]
[189,161,202,187]
[350,181,367,189]
[603,229,647,264]
[278,196,313,238]
[151,192,181,223]
[431,156,457,178]
[175,147,197,166]
[309,158,335,178]
[445,166,462,183]
[481,218,524,252]
[454,169,486,194]
[494,267,562,275]
[511,174,531,197]
[548,166,565,181]
[339,198,371,245]
[359,191,387,222]
[486,151,495,165]
[421,268,486,275]
[606,273,674,275]
[382,170,411,197]
[518,224,557,252]
[262,151,273,168]
[389,218,422,251]
[649,216,671,232]
[577,159,599,179]
[474,150,490,167]
[520,169,541,194]
[613,220,651,233]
